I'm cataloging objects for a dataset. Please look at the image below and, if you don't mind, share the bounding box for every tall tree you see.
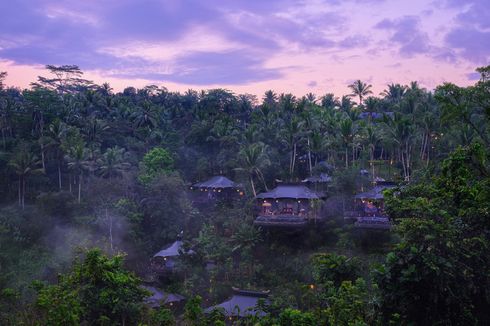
[236,142,270,196]
[8,144,42,209]
[348,80,373,105]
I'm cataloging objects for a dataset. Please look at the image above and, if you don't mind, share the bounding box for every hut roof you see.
[205,288,269,317]
[302,173,332,183]
[153,240,194,258]
[359,111,394,120]
[193,176,240,189]
[355,184,396,200]
[142,286,185,307]
[256,184,321,199]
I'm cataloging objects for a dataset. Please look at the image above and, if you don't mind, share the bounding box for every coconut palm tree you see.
[65,141,91,203]
[279,117,305,179]
[42,119,68,190]
[381,83,406,105]
[348,80,373,105]
[96,146,131,180]
[9,145,42,209]
[235,143,270,197]
[385,113,414,181]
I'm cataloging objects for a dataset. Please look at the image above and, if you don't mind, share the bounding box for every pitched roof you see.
[256,184,321,199]
[355,185,396,200]
[153,240,195,258]
[359,112,394,120]
[142,286,185,307]
[302,173,332,183]
[205,289,269,317]
[192,176,240,189]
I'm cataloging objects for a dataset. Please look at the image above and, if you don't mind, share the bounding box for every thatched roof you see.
[355,184,396,200]
[256,184,321,199]
[205,288,269,317]
[153,240,195,258]
[192,176,241,189]
[142,286,185,307]
[302,173,332,183]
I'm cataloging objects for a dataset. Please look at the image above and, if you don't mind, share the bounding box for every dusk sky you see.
[0,0,488,97]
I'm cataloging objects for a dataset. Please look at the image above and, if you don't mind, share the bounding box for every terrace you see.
[253,184,324,228]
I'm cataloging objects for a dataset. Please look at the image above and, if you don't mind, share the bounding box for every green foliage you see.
[183,295,205,326]
[146,308,175,326]
[35,248,148,325]
[139,147,174,184]
[278,308,317,326]
[322,279,374,326]
[0,64,490,326]
[378,144,490,325]
[312,253,360,286]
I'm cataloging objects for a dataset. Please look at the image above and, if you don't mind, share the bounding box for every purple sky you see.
[0,0,488,97]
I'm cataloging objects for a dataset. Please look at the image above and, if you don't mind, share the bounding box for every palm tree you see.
[364,126,379,161]
[339,95,355,112]
[96,146,131,180]
[9,145,42,209]
[235,143,270,197]
[364,96,379,115]
[348,80,373,105]
[340,118,355,167]
[262,90,278,110]
[42,119,67,190]
[279,117,305,179]
[381,83,406,105]
[385,113,414,181]
[320,93,339,109]
[65,141,91,203]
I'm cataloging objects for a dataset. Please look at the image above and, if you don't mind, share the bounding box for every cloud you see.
[442,0,490,64]
[113,50,282,85]
[445,28,490,64]
[375,16,431,56]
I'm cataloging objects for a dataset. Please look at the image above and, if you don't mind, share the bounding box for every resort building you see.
[254,184,324,227]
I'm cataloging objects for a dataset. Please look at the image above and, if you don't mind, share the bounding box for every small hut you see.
[151,240,194,274]
[205,288,269,319]
[189,176,244,203]
[302,173,332,184]
[345,181,396,229]
[254,184,323,227]
[142,286,185,308]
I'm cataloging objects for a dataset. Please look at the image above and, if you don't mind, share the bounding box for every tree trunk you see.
[307,138,312,176]
[257,170,268,191]
[78,174,82,204]
[40,143,46,172]
[250,177,257,197]
[22,177,26,210]
[18,176,21,207]
[345,148,348,168]
[58,161,62,191]
[107,208,113,253]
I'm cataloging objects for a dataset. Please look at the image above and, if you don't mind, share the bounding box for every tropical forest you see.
[0,63,488,325]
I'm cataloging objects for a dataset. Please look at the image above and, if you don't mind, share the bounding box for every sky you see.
[0,0,488,97]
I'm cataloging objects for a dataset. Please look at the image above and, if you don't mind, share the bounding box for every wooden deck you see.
[253,214,308,227]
